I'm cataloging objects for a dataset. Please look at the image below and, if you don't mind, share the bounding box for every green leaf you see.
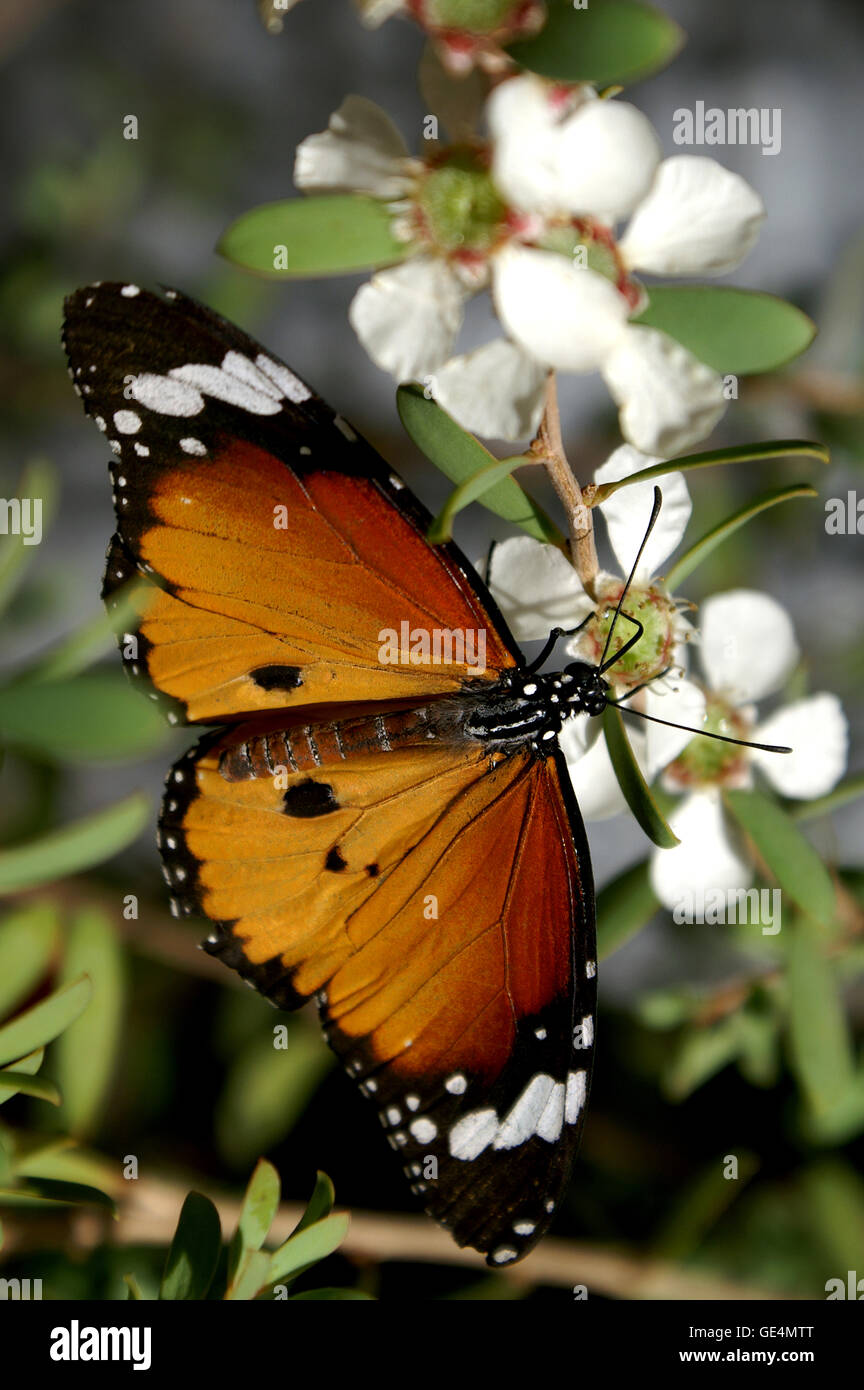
[26,583,151,682]
[288,1287,374,1300]
[0,792,150,893]
[218,195,411,278]
[159,1192,222,1301]
[724,789,836,924]
[507,0,684,87]
[0,1178,115,1211]
[265,1212,350,1290]
[799,1161,864,1272]
[238,1158,280,1255]
[792,773,864,823]
[293,1170,335,1238]
[666,484,818,589]
[652,1153,759,1259]
[0,458,57,615]
[124,1274,147,1301]
[786,917,856,1116]
[0,1063,59,1107]
[602,706,678,848]
[396,384,563,546]
[228,1249,272,1301]
[596,859,658,959]
[427,455,529,543]
[0,976,91,1067]
[633,287,816,375]
[663,1017,744,1100]
[592,439,829,504]
[215,1025,333,1167]
[0,672,169,763]
[55,908,125,1136]
[0,901,59,1018]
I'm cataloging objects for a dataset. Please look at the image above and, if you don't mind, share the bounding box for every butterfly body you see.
[63,282,599,1267]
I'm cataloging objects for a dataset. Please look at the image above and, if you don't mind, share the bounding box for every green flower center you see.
[415,152,508,255]
[667,694,750,788]
[580,583,678,688]
[424,0,519,32]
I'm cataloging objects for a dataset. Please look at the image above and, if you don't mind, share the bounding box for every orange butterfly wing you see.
[163,721,595,1264]
[63,285,516,724]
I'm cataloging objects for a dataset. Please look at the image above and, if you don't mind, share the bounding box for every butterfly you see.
[62,282,626,1267]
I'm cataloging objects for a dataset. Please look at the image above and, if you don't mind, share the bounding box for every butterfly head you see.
[558,661,610,718]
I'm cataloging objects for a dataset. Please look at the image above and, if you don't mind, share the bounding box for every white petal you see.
[431,339,547,441]
[752,694,848,799]
[354,0,403,26]
[487,535,591,642]
[700,590,799,703]
[560,717,646,821]
[642,678,707,778]
[487,74,571,215]
[294,95,412,198]
[649,790,752,909]
[595,444,691,582]
[601,325,726,457]
[493,246,629,373]
[554,97,663,221]
[619,157,765,276]
[349,257,464,381]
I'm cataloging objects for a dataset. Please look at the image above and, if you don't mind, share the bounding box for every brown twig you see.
[0,1175,805,1300]
[530,372,599,597]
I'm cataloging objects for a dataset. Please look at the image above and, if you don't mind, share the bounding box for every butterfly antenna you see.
[599,486,663,673]
[607,696,792,755]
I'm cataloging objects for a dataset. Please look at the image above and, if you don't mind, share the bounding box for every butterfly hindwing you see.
[162,722,595,1264]
[63,283,518,724]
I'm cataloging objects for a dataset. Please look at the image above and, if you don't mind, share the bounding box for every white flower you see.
[294,76,764,451]
[487,445,706,813]
[649,590,849,908]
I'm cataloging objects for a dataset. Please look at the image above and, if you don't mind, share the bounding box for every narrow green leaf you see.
[160,1192,222,1301]
[427,455,528,543]
[666,484,818,589]
[724,789,836,924]
[215,1025,333,1167]
[652,1153,759,1259]
[124,1274,147,1301]
[0,901,59,1018]
[288,1287,374,1300]
[633,287,816,374]
[596,859,658,959]
[0,1178,114,1210]
[786,917,856,1114]
[26,582,151,682]
[507,0,684,87]
[603,706,678,848]
[218,195,411,278]
[663,1017,744,1100]
[227,1249,272,1301]
[396,384,564,546]
[0,792,150,893]
[0,458,57,614]
[0,672,169,763]
[799,1161,864,1272]
[55,908,125,1136]
[0,977,91,1067]
[293,1171,335,1238]
[238,1158,280,1255]
[0,1067,59,1107]
[792,773,864,823]
[592,440,829,503]
[266,1212,350,1288]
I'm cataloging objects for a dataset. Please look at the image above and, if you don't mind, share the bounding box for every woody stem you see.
[532,372,599,598]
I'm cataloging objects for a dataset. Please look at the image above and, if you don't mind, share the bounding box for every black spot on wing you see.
[325,846,347,872]
[251,664,304,692]
[282,779,339,818]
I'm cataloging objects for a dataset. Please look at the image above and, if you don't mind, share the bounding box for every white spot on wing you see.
[409,1118,437,1143]
[120,284,140,297]
[255,353,311,403]
[565,1069,587,1124]
[445,1073,467,1095]
[131,373,205,417]
[180,437,207,456]
[113,410,141,434]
